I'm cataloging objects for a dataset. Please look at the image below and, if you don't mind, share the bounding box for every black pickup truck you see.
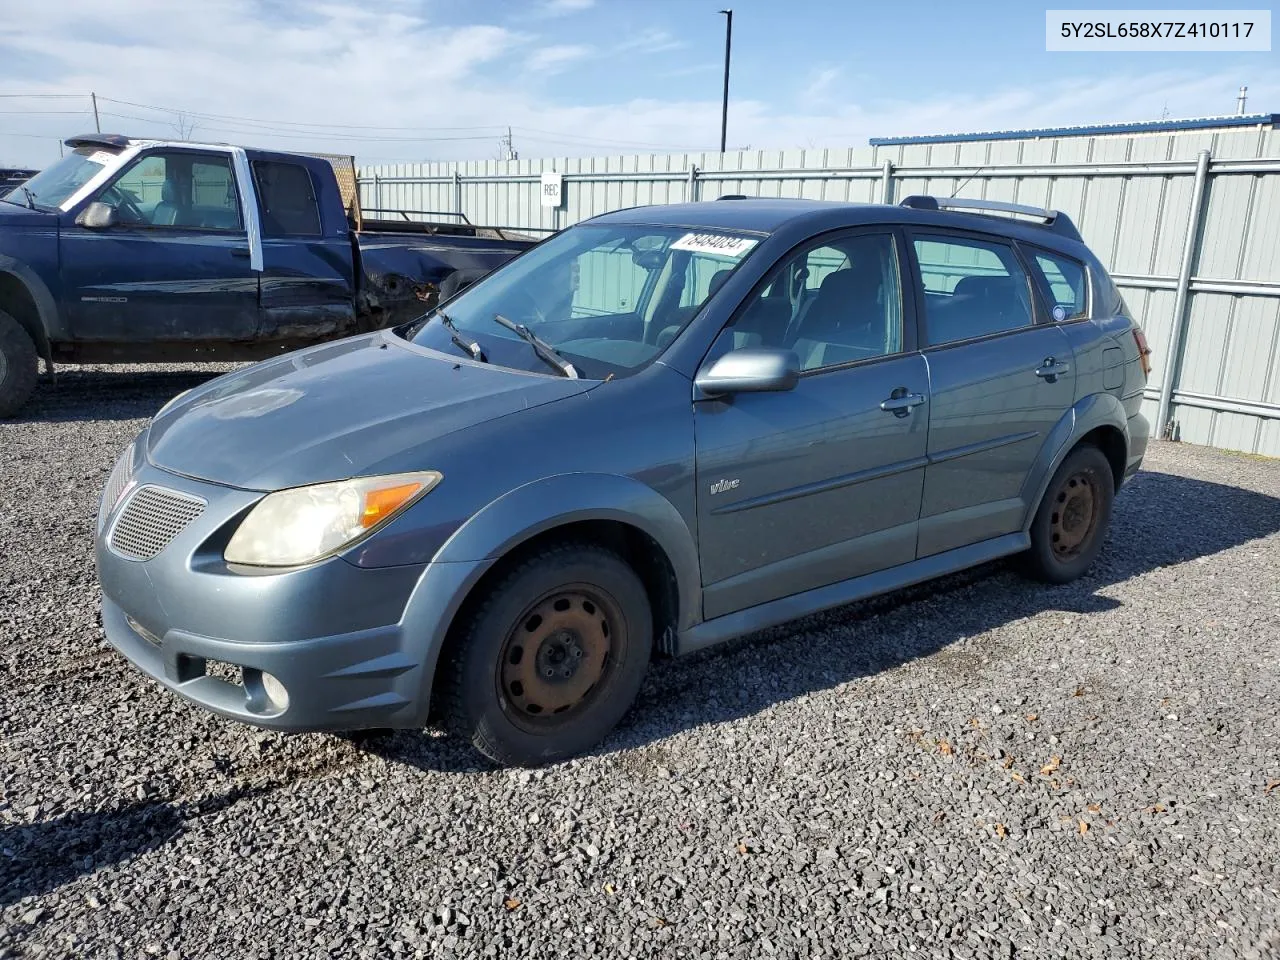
[0,134,535,416]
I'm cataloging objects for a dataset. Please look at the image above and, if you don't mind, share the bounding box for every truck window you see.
[253,161,322,237]
[100,151,243,231]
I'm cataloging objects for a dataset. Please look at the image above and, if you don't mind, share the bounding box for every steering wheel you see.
[100,186,146,225]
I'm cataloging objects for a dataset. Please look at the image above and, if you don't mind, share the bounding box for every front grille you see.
[97,445,135,532]
[108,485,206,561]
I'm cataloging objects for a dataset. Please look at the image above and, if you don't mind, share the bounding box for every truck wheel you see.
[0,309,38,418]
[442,542,652,767]
[1022,443,1115,584]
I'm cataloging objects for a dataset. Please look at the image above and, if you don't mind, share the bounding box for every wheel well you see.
[1078,425,1126,490]
[428,519,681,720]
[0,272,49,359]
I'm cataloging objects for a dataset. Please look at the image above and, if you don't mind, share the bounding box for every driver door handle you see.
[880,390,927,417]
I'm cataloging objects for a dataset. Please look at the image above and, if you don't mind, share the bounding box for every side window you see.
[1032,250,1088,321]
[913,235,1034,346]
[190,160,242,230]
[728,232,903,372]
[101,152,242,231]
[252,161,322,237]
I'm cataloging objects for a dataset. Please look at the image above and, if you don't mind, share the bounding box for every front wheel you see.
[1022,443,1115,584]
[442,543,652,766]
[0,309,38,418]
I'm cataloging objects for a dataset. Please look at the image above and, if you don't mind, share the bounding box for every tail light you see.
[1132,328,1152,380]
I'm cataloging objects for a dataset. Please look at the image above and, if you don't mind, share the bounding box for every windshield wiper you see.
[492,314,579,379]
[19,186,37,210]
[437,311,485,362]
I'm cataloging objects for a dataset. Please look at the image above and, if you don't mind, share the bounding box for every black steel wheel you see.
[1023,443,1115,584]
[443,542,651,766]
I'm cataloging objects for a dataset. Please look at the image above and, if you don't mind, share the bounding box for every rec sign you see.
[540,172,564,208]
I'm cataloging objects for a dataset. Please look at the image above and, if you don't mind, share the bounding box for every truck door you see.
[251,158,356,340]
[59,148,260,342]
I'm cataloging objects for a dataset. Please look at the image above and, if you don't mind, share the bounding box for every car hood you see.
[147,331,596,490]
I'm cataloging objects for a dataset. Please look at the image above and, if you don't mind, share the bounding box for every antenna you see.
[1237,85,1248,115]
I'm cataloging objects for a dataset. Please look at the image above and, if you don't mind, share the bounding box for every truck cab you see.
[0,134,533,416]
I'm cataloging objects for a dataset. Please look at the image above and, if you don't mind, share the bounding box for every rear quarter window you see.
[1030,249,1089,321]
[253,161,322,237]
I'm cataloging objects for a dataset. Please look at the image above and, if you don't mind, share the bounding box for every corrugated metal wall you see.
[360,124,1280,456]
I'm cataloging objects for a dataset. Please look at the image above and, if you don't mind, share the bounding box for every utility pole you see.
[718,9,733,152]
[91,92,100,133]
[501,127,517,161]
[1237,85,1248,115]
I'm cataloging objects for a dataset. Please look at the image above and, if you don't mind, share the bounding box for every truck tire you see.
[0,309,38,418]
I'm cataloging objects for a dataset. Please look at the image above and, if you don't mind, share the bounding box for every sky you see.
[1,0,1276,168]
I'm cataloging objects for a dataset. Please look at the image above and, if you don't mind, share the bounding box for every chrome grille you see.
[97,445,135,532]
[108,485,206,561]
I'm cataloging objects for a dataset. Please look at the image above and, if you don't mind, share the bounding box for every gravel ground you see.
[1,365,1279,960]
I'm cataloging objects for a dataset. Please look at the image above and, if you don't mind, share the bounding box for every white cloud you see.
[526,44,594,74]
[800,66,841,104]
[542,0,595,14]
[615,28,683,55]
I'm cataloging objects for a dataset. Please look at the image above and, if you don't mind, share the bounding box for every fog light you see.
[260,671,289,711]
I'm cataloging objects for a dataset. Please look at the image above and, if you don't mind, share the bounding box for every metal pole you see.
[687,164,699,202]
[91,92,100,133]
[718,10,732,152]
[454,171,462,219]
[1156,147,1211,437]
[880,159,894,204]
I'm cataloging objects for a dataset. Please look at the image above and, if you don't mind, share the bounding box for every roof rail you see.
[899,195,1082,242]
[715,194,753,200]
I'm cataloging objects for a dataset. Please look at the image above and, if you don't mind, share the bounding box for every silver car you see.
[96,196,1151,766]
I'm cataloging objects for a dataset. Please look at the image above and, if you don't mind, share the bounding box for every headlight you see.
[224,471,442,567]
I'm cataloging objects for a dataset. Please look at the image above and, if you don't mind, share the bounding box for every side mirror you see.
[75,201,118,229]
[695,347,801,396]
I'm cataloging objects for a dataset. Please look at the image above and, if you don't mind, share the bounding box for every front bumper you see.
[96,454,489,732]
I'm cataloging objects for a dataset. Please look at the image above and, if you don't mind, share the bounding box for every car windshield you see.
[1,146,121,210]
[400,223,763,379]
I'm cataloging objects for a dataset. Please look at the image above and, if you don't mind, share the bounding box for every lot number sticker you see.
[670,232,758,258]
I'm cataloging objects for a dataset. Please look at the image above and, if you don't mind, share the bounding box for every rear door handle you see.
[230,247,251,259]
[880,390,927,417]
[1035,357,1071,382]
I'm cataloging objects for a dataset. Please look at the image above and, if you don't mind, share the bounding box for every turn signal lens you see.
[361,482,424,529]
[1132,328,1153,380]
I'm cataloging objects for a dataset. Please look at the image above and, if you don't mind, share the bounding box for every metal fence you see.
[360,125,1280,456]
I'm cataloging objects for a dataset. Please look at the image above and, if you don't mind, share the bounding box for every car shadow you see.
[365,467,1280,772]
[14,367,239,424]
[0,784,266,910]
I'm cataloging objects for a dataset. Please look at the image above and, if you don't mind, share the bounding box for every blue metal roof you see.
[870,113,1280,146]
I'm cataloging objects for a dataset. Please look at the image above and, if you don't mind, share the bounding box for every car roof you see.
[588,198,1093,258]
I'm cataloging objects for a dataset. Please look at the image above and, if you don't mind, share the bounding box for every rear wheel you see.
[1023,444,1115,584]
[443,543,652,766]
[0,309,38,418]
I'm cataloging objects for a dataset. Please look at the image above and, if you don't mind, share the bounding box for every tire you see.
[0,309,38,418]
[443,542,652,766]
[1022,443,1115,584]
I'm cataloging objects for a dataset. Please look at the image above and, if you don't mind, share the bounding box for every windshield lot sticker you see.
[670,233,758,258]
[87,151,116,165]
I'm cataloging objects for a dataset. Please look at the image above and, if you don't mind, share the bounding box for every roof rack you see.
[898,195,1082,242]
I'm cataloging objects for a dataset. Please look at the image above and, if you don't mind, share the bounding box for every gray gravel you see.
[2,365,1279,960]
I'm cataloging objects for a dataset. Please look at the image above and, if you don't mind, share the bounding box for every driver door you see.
[59,148,260,343]
[693,228,930,620]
